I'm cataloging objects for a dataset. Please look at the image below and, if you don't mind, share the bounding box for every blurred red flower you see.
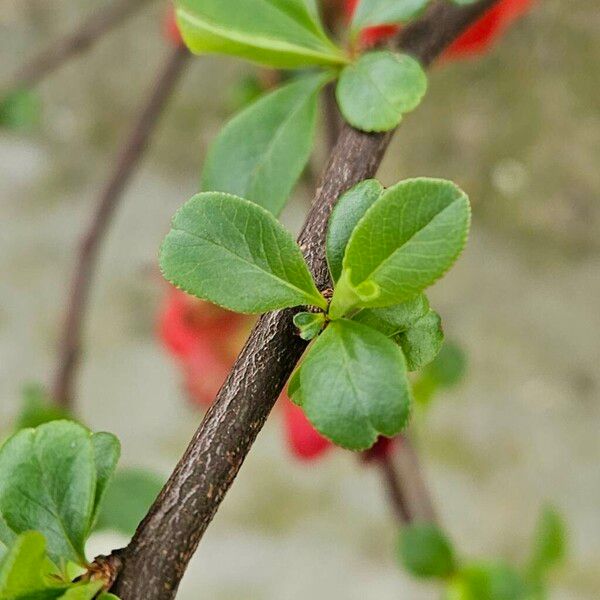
[344,0,533,57]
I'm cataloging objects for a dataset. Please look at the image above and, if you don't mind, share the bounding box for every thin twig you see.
[2,0,153,97]
[51,45,190,409]
[110,2,500,597]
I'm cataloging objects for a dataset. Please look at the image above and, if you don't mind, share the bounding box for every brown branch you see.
[110,2,501,597]
[374,435,439,524]
[51,45,190,409]
[2,0,153,97]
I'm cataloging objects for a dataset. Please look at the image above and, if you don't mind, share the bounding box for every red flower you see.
[158,288,245,406]
[163,6,184,47]
[344,0,533,58]
[284,401,333,460]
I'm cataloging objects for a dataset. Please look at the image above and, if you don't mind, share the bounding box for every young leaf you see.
[300,319,411,450]
[351,0,429,35]
[94,469,164,537]
[293,312,325,340]
[336,51,427,132]
[326,179,384,282]
[448,562,528,600]
[528,506,566,580]
[287,367,303,406]
[160,193,327,313]
[0,422,95,565]
[396,310,444,371]
[0,532,54,596]
[331,178,470,314]
[175,0,347,68]
[202,73,330,216]
[60,581,105,599]
[352,293,429,337]
[397,523,456,579]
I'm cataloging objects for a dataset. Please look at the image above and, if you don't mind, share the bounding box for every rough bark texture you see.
[111,1,500,597]
[52,45,189,408]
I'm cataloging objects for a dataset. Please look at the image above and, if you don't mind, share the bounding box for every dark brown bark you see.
[111,2,500,597]
[51,45,190,409]
[2,0,152,96]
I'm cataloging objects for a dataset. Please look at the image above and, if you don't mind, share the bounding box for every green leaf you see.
[326,179,384,282]
[97,595,121,600]
[398,523,456,579]
[352,294,429,337]
[396,310,444,371]
[336,51,427,132]
[287,368,303,406]
[351,0,429,35]
[160,192,327,313]
[528,506,566,580]
[0,422,121,567]
[60,581,104,599]
[293,312,325,341]
[330,178,470,315]
[0,532,50,595]
[0,422,95,565]
[447,563,528,600]
[201,72,330,216]
[0,89,41,132]
[299,319,411,450]
[94,469,164,537]
[15,384,71,431]
[423,341,467,388]
[90,433,121,527]
[175,0,347,68]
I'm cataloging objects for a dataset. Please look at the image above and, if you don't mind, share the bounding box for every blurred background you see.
[0,0,598,598]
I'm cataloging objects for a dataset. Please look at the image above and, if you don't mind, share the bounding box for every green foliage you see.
[298,319,411,450]
[293,312,326,341]
[398,523,457,579]
[175,0,347,68]
[396,310,444,371]
[412,341,467,406]
[326,179,384,283]
[15,384,70,430]
[0,531,105,599]
[0,421,119,566]
[94,469,164,537]
[201,72,331,216]
[526,506,567,596]
[159,192,327,313]
[0,89,41,132]
[446,563,528,600]
[353,294,429,337]
[350,0,429,36]
[336,51,427,132]
[329,178,470,317]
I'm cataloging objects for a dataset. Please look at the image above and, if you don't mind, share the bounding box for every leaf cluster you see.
[177,0,430,217]
[0,421,122,598]
[161,177,470,450]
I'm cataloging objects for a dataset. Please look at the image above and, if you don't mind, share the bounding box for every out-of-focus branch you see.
[2,0,153,97]
[109,2,501,598]
[51,45,190,409]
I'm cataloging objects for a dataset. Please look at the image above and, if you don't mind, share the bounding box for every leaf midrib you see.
[171,226,319,304]
[247,75,326,201]
[177,7,346,64]
[353,197,462,285]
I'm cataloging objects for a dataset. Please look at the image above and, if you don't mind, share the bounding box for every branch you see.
[375,435,438,524]
[51,45,190,409]
[111,2,500,597]
[2,0,153,97]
